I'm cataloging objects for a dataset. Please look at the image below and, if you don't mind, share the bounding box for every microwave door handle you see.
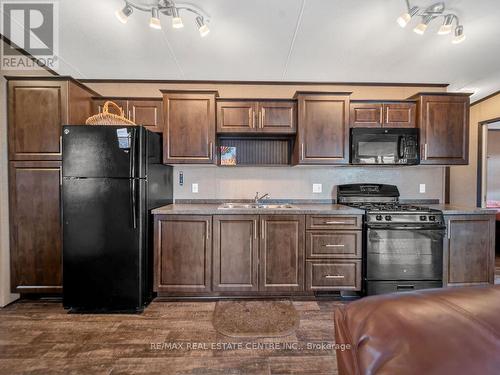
[398,137,404,159]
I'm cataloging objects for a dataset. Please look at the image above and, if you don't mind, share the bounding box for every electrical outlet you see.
[192,183,199,193]
[419,184,426,194]
[313,183,322,193]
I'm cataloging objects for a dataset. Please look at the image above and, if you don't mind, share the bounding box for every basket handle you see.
[102,101,124,117]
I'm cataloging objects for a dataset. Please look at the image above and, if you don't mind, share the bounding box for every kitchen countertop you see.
[152,203,365,215]
[428,205,498,215]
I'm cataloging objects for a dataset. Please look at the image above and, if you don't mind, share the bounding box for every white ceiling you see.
[56,0,500,101]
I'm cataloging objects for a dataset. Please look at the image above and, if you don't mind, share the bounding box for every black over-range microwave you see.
[350,128,420,165]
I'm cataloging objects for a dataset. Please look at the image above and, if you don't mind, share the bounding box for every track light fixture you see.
[115,0,210,37]
[396,1,465,43]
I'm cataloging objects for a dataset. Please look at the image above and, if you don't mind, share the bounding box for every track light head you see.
[115,4,133,24]
[149,8,161,29]
[452,25,465,44]
[196,17,210,37]
[413,15,433,35]
[172,8,184,29]
[438,14,454,35]
[397,6,419,28]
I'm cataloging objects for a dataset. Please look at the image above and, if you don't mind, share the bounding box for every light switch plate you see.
[419,184,426,194]
[313,183,322,193]
[192,183,199,193]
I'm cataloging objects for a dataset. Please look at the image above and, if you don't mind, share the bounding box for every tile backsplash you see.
[173,166,445,202]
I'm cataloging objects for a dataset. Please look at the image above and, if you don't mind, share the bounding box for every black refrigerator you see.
[62,125,173,313]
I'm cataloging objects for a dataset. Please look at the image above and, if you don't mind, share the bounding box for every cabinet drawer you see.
[306,231,361,259]
[306,215,362,230]
[306,260,361,291]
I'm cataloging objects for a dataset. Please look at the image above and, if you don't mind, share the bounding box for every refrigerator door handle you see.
[130,179,137,229]
[130,128,137,179]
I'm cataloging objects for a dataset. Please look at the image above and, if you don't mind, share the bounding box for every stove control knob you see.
[420,216,427,221]
[385,215,392,221]
[376,215,383,221]
[429,216,436,221]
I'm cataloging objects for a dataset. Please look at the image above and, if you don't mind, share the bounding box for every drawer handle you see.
[325,244,345,247]
[325,275,345,279]
[324,221,346,224]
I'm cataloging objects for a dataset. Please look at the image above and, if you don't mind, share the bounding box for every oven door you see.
[366,226,445,280]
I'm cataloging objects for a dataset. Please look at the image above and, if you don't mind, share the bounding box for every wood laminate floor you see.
[0,299,345,375]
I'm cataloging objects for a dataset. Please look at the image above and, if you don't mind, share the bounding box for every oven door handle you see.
[367,225,446,231]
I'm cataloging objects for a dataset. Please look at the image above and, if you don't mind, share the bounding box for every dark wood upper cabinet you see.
[350,102,382,128]
[213,215,259,292]
[162,91,217,164]
[257,101,296,133]
[129,99,163,133]
[349,101,416,128]
[9,161,62,294]
[216,100,296,134]
[8,79,94,161]
[444,215,495,286]
[259,215,305,292]
[412,93,470,165]
[217,101,256,133]
[383,102,416,128]
[154,215,212,293]
[295,93,350,164]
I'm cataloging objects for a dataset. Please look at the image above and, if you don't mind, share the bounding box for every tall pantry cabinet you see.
[7,77,96,294]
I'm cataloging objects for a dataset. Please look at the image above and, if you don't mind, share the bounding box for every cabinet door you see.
[8,81,68,160]
[91,99,128,117]
[259,215,305,292]
[155,215,212,293]
[296,94,350,164]
[9,161,62,293]
[213,215,259,292]
[444,215,495,286]
[383,102,416,128]
[163,92,216,164]
[257,101,296,133]
[349,102,382,128]
[418,94,469,165]
[129,99,163,133]
[217,101,256,133]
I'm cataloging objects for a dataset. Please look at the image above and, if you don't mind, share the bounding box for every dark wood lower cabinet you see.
[259,215,305,292]
[9,161,62,293]
[213,215,259,292]
[154,215,212,293]
[306,260,361,291]
[444,214,496,286]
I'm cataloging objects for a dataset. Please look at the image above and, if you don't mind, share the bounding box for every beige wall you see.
[450,93,500,207]
[0,38,53,307]
[486,130,500,202]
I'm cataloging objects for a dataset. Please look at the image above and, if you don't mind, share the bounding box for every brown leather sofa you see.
[334,285,500,375]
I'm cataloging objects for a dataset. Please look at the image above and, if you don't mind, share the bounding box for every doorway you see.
[477,119,500,278]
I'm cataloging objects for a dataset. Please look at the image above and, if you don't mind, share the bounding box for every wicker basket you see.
[85,101,136,126]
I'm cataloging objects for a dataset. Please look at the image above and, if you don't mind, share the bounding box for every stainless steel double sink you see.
[218,203,295,210]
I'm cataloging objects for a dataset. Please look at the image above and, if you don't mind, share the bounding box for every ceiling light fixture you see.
[452,25,466,44]
[196,16,210,37]
[149,8,162,29]
[397,1,465,43]
[171,8,184,28]
[115,0,210,37]
[397,6,419,28]
[413,15,433,35]
[115,4,133,24]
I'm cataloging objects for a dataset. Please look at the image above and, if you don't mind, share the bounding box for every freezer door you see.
[62,125,145,178]
[62,177,146,311]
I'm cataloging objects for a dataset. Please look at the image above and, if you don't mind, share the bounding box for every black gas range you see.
[337,184,445,296]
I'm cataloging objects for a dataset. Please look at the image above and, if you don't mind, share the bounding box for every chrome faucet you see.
[254,192,270,204]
